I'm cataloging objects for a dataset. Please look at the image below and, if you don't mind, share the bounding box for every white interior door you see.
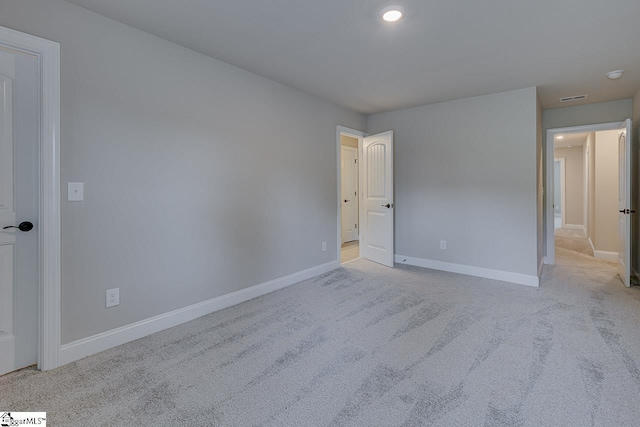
[0,48,39,375]
[617,119,632,287]
[341,146,358,243]
[361,131,394,267]
[0,66,17,374]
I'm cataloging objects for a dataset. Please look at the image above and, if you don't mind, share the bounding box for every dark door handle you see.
[620,210,626,213]
[382,204,394,208]
[2,221,34,232]
[619,209,636,214]
[344,199,350,203]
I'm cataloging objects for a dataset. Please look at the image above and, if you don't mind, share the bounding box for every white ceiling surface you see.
[66,0,640,115]
[554,132,589,148]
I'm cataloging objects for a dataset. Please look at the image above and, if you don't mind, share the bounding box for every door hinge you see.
[355,224,357,228]
[354,191,357,196]
[355,159,358,163]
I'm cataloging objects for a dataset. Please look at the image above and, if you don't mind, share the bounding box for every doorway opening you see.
[337,127,364,264]
[336,126,395,267]
[546,120,632,286]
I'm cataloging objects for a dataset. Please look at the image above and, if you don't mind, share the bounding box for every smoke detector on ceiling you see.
[607,70,624,80]
[560,95,587,103]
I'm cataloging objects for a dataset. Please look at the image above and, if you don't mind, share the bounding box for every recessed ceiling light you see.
[381,6,404,22]
[556,135,564,140]
[607,70,624,80]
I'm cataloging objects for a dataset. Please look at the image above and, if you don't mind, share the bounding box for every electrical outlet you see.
[322,241,327,252]
[440,240,447,250]
[106,288,119,308]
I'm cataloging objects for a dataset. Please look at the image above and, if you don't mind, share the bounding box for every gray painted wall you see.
[368,87,539,276]
[0,0,366,343]
[543,99,633,132]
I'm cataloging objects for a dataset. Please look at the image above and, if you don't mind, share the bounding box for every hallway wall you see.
[594,130,620,253]
[586,132,596,242]
[554,146,584,226]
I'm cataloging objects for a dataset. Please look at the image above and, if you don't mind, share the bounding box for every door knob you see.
[2,221,34,232]
[344,199,350,203]
[382,204,394,208]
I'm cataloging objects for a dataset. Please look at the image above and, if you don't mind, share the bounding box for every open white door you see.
[0,69,16,375]
[618,119,632,287]
[341,146,358,243]
[0,47,40,375]
[360,131,394,267]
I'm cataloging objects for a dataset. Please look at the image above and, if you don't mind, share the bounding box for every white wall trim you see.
[0,26,61,371]
[564,224,587,233]
[593,250,618,261]
[588,231,619,261]
[336,126,366,265]
[395,255,539,287]
[59,260,339,366]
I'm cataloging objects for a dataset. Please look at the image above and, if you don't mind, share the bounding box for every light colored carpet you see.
[2,244,640,426]
[341,241,359,263]
[555,227,618,272]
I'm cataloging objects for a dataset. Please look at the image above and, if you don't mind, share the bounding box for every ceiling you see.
[66,0,640,115]
[554,132,589,148]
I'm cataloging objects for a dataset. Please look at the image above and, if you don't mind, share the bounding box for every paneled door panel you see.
[0,47,39,375]
[361,131,394,267]
[618,119,632,287]
[0,70,16,374]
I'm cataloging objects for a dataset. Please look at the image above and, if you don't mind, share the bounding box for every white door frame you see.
[554,158,566,228]
[0,26,61,371]
[545,121,628,265]
[336,126,366,263]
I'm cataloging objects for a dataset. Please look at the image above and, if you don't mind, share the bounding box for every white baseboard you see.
[587,237,618,261]
[593,250,618,261]
[60,260,339,366]
[395,255,539,287]
[564,224,586,234]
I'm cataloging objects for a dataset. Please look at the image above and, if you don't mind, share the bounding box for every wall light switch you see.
[68,182,84,201]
